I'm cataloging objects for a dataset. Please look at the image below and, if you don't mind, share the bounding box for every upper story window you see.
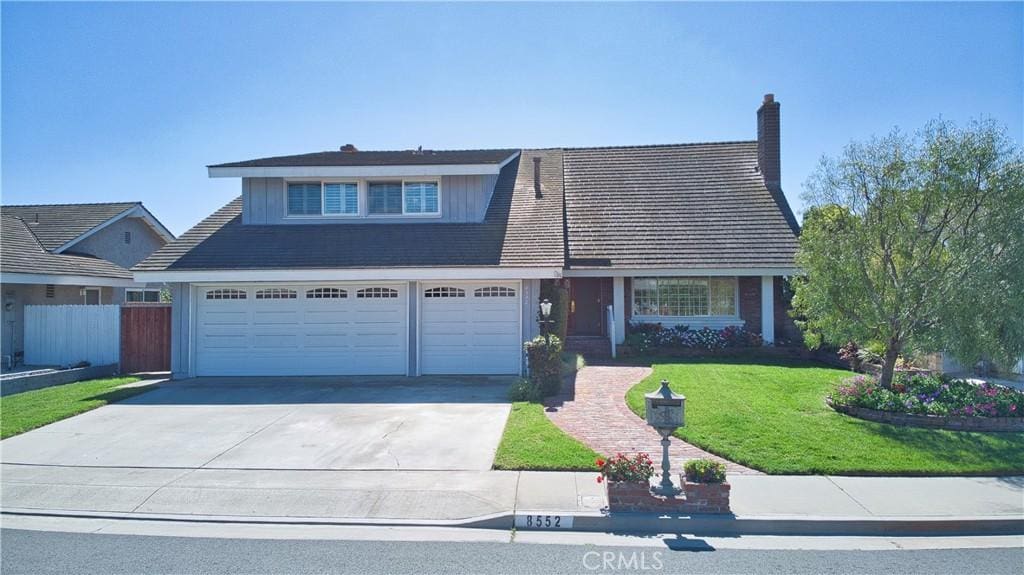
[368,180,440,216]
[287,182,358,216]
[368,182,402,215]
[632,277,737,317]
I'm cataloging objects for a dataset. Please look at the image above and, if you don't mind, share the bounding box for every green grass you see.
[1,377,146,439]
[493,402,602,471]
[624,358,1024,475]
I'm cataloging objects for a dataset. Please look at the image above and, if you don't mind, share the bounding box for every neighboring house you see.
[134,94,799,379]
[1,202,175,364]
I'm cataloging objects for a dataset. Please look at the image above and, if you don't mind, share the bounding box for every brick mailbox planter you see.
[827,399,1024,432]
[606,479,731,514]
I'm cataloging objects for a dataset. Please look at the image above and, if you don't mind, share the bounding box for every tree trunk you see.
[879,340,901,389]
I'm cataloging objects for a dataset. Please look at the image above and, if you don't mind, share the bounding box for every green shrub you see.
[507,379,542,402]
[683,458,727,483]
[525,335,564,397]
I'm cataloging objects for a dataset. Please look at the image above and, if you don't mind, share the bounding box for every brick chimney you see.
[757,94,781,189]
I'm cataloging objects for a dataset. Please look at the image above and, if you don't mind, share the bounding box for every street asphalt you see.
[2,528,1022,574]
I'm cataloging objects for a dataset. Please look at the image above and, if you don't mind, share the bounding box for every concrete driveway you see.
[0,377,514,471]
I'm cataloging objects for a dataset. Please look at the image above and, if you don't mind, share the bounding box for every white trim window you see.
[632,277,737,317]
[403,181,439,214]
[287,182,358,216]
[126,288,161,303]
[368,180,441,216]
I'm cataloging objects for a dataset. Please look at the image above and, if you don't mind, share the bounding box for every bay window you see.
[632,277,737,317]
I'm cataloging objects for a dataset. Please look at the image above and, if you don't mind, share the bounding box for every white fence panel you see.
[24,305,120,367]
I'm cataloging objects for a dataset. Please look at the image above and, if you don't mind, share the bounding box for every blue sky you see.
[3,2,1021,235]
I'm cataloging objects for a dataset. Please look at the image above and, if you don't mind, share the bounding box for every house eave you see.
[0,272,140,287]
[134,265,562,283]
[562,267,801,277]
[207,152,521,179]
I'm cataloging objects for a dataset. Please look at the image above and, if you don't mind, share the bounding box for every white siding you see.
[23,305,120,367]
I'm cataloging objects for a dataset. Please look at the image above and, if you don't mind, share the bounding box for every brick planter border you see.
[827,399,1024,432]
[606,479,731,514]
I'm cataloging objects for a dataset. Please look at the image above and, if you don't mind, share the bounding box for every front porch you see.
[563,274,795,357]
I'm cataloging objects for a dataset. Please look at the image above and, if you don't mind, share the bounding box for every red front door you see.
[568,278,604,336]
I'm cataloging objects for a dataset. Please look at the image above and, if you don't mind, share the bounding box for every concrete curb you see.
[4,508,1021,537]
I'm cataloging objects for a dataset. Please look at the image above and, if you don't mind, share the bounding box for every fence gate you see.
[120,305,171,373]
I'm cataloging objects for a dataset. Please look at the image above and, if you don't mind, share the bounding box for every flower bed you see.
[827,373,1024,431]
[624,323,762,355]
[598,454,731,514]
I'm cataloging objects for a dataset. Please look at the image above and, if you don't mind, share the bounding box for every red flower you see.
[595,458,606,467]
[596,476,604,483]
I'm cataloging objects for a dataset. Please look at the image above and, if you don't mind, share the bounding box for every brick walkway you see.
[544,365,760,475]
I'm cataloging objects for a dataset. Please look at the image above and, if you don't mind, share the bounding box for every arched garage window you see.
[357,287,399,299]
[205,288,247,300]
[424,287,466,298]
[306,287,347,299]
[255,288,297,299]
[474,286,516,297]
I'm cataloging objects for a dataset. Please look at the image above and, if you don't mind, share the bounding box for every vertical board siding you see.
[120,305,172,373]
[23,305,120,367]
[248,175,496,224]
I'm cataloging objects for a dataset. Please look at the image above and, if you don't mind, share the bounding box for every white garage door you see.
[195,284,407,376]
[420,282,522,375]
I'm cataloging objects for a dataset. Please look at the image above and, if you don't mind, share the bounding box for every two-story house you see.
[134,95,800,379]
[1,202,175,365]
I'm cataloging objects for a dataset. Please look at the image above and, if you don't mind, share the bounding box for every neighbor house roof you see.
[134,152,565,272]
[1,202,140,251]
[0,213,133,279]
[209,149,520,168]
[562,142,799,269]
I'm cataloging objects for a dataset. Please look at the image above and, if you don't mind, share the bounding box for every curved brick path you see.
[544,365,760,475]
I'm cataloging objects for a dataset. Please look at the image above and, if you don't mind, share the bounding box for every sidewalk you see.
[3,463,1021,535]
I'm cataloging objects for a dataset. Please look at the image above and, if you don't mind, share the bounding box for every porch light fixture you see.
[539,299,554,345]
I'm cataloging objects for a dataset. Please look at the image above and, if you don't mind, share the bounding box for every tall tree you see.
[792,119,1024,389]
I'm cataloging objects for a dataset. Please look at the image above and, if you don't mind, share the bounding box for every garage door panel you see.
[420,282,521,375]
[303,310,349,324]
[195,284,407,376]
[253,311,300,325]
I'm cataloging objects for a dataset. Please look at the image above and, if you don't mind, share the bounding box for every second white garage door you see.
[195,283,408,376]
[419,282,522,375]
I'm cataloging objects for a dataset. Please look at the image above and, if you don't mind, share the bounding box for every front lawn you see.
[1,377,145,439]
[625,358,1024,475]
[493,402,602,471]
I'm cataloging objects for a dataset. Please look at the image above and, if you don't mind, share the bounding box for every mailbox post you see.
[645,379,686,496]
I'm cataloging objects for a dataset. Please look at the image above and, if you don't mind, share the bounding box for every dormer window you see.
[368,182,403,215]
[287,181,358,216]
[368,180,440,216]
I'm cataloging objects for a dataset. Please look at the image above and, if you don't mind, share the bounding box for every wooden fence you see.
[120,305,171,373]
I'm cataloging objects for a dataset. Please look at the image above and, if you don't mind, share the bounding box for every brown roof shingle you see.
[1,214,132,279]
[563,142,799,269]
[1,202,139,251]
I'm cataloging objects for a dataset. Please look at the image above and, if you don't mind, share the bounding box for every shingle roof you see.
[134,153,565,271]
[563,142,799,268]
[140,142,799,273]
[0,214,132,279]
[210,149,519,168]
[1,202,139,251]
